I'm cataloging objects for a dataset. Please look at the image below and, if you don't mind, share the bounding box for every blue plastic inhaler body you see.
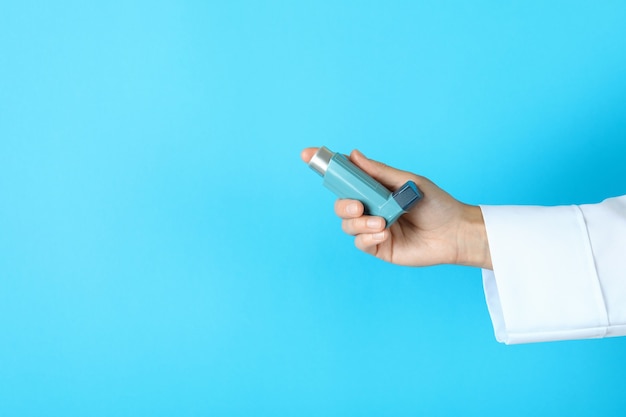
[308,146,423,227]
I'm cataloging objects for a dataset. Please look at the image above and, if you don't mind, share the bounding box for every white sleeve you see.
[480,195,626,344]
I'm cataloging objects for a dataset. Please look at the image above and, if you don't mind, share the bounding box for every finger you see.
[334,199,364,219]
[300,147,319,164]
[349,149,414,190]
[354,231,389,254]
[341,216,385,236]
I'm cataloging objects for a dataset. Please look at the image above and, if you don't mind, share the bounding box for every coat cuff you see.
[480,204,610,344]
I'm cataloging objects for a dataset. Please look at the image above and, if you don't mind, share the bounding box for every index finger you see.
[335,199,364,219]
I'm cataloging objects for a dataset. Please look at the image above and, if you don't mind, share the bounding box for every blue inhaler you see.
[308,146,423,227]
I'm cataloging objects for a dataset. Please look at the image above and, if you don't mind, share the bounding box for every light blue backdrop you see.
[1,1,625,416]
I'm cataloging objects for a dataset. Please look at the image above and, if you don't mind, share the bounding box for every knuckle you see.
[354,235,366,250]
[358,217,371,230]
[334,199,345,214]
[341,219,354,235]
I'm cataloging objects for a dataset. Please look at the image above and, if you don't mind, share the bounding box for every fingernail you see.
[372,231,386,241]
[347,203,359,215]
[367,218,382,229]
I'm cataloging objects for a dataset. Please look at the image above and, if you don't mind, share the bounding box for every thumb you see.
[349,149,412,190]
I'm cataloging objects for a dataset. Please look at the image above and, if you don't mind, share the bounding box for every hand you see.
[301,148,492,269]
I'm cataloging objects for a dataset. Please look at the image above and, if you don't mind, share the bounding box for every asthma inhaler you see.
[308,146,422,227]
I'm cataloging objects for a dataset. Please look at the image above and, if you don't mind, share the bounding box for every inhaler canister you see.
[308,146,422,227]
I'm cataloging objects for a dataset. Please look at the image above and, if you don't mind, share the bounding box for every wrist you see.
[456,205,493,269]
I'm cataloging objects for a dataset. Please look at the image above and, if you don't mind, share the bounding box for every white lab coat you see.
[480,195,626,344]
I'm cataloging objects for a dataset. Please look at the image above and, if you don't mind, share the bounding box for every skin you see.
[301,147,493,270]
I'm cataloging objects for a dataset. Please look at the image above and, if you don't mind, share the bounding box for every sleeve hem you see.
[480,204,610,344]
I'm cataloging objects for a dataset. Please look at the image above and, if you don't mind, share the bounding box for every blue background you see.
[1,1,625,416]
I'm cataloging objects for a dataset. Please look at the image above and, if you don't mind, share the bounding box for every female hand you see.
[301,148,492,269]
